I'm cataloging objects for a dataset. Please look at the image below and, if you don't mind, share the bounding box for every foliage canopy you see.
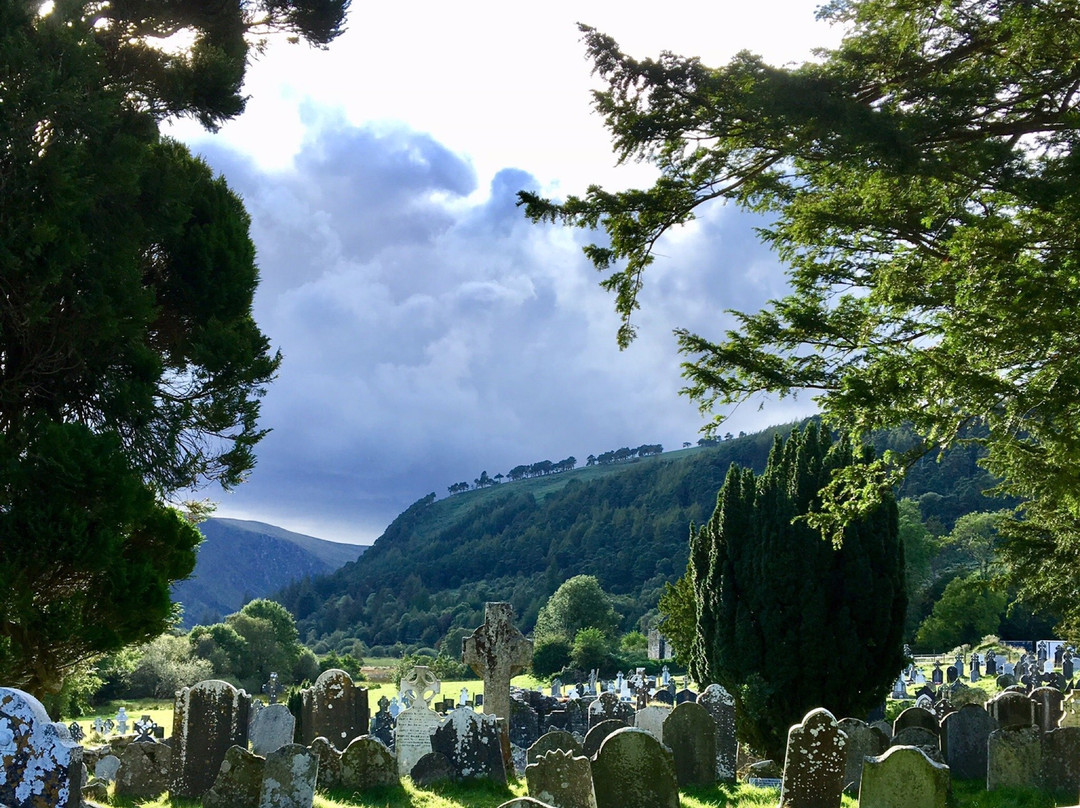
[0,0,345,696]
[520,0,1080,626]
[689,424,906,759]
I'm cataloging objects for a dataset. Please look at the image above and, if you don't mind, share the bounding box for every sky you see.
[167,0,845,545]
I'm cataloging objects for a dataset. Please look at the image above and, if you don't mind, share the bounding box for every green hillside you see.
[279,422,1006,657]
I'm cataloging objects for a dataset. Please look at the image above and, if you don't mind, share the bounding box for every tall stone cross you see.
[462,602,533,744]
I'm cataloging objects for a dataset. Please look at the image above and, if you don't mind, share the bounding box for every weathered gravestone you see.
[1040,726,1080,797]
[779,708,846,808]
[858,745,949,808]
[837,718,887,795]
[525,749,597,808]
[462,602,533,760]
[583,719,627,758]
[498,799,559,808]
[893,706,939,737]
[169,679,251,799]
[94,753,121,784]
[0,687,82,808]
[299,668,369,749]
[340,735,397,792]
[371,697,395,750]
[662,701,716,787]
[527,730,584,767]
[1031,686,1065,733]
[258,743,318,808]
[203,745,264,808]
[891,726,942,762]
[588,692,634,728]
[410,751,455,785]
[590,728,679,808]
[308,737,343,791]
[633,705,670,744]
[697,683,737,783]
[510,697,541,750]
[395,701,441,779]
[114,740,171,800]
[431,707,507,783]
[987,690,1034,729]
[942,703,998,780]
[987,727,1041,790]
[250,703,296,756]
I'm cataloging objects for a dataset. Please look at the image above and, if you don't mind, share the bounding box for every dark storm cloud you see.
[189,119,811,543]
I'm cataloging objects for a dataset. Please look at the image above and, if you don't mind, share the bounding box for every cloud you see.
[192,118,813,543]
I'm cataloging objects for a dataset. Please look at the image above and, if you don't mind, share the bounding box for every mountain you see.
[173,518,366,628]
[278,421,1005,658]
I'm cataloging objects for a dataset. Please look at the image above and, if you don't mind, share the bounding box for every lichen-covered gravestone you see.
[299,668,369,749]
[590,727,679,808]
[662,701,717,787]
[987,727,1041,790]
[633,705,670,744]
[526,730,584,767]
[1040,726,1080,797]
[779,708,846,808]
[987,691,1034,729]
[203,745,264,808]
[583,719,627,759]
[837,718,887,795]
[114,740,171,799]
[697,683,737,782]
[858,745,949,808]
[525,749,597,808]
[588,692,634,728]
[258,743,318,808]
[169,679,251,799]
[430,707,506,783]
[0,687,82,808]
[250,703,296,756]
[340,735,398,791]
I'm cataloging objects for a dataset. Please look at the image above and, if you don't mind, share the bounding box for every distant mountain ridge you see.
[172,518,365,628]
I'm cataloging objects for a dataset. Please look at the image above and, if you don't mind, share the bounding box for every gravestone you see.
[858,745,949,808]
[986,650,998,676]
[987,727,1042,790]
[588,692,634,728]
[114,740,171,799]
[400,665,441,708]
[591,728,679,808]
[116,707,130,735]
[371,696,396,750]
[394,702,441,778]
[299,668,369,749]
[410,751,455,785]
[340,735,398,791]
[262,673,283,705]
[837,718,887,795]
[258,743,318,808]
[203,745,264,808]
[525,749,597,808]
[1031,686,1065,732]
[510,697,541,749]
[1040,726,1080,796]
[583,719,627,758]
[95,753,122,783]
[463,602,532,763]
[527,730,584,767]
[431,707,506,782]
[780,708,846,808]
[133,714,159,744]
[891,726,940,754]
[697,683,737,782]
[308,737,342,791]
[169,679,251,799]
[663,701,716,787]
[943,703,998,780]
[932,661,943,685]
[893,706,939,737]
[633,705,670,744]
[250,703,296,756]
[987,690,1034,728]
[0,687,82,808]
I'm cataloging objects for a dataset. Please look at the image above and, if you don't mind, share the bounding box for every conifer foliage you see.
[689,424,906,759]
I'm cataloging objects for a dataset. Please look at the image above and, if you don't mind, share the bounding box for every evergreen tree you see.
[690,424,906,759]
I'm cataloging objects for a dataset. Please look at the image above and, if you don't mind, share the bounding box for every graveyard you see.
[3,605,1080,808]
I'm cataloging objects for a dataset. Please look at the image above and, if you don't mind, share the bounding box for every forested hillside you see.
[278,421,1006,657]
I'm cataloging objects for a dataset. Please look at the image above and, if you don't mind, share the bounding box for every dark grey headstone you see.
[410,751,455,786]
[943,704,998,780]
[1040,726,1080,796]
[308,737,343,791]
[114,740,171,800]
[591,728,679,808]
[340,735,397,791]
[1031,686,1065,733]
[893,706,939,737]
[169,679,251,799]
[583,719,627,758]
[202,745,263,808]
[299,669,369,749]
[430,708,506,782]
[780,708,845,808]
[662,701,716,787]
[837,718,886,794]
[697,684,736,782]
[988,691,1034,729]
[588,692,634,728]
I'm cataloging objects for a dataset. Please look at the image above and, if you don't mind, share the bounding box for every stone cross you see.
[462,602,533,744]
[262,672,283,704]
[133,715,158,743]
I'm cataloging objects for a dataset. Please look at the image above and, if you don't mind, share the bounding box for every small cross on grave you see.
[462,602,533,747]
[133,715,158,743]
[92,717,105,735]
[103,718,115,735]
[68,721,84,742]
[115,707,129,734]
[262,672,283,705]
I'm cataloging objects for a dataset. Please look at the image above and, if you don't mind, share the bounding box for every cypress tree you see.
[689,423,906,759]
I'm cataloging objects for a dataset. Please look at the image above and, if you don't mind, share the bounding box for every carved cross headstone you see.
[462,602,533,747]
[115,707,130,735]
[400,665,441,708]
[133,715,158,744]
[262,672,283,705]
[67,722,84,742]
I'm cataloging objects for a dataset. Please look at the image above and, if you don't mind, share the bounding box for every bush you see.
[570,628,610,672]
[128,635,213,699]
[532,638,572,678]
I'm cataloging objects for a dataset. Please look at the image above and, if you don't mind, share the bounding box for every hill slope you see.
[173,518,365,627]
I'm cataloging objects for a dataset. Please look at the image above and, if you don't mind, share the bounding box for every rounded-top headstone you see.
[780,707,846,808]
[662,701,717,787]
[583,719,627,758]
[859,745,950,808]
[893,706,939,737]
[988,690,1034,729]
[591,728,679,808]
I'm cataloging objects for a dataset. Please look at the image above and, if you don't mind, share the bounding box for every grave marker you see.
[299,668,369,749]
[780,708,846,808]
[0,687,83,808]
[169,679,251,799]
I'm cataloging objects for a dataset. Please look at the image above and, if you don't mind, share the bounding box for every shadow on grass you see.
[321,776,523,808]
